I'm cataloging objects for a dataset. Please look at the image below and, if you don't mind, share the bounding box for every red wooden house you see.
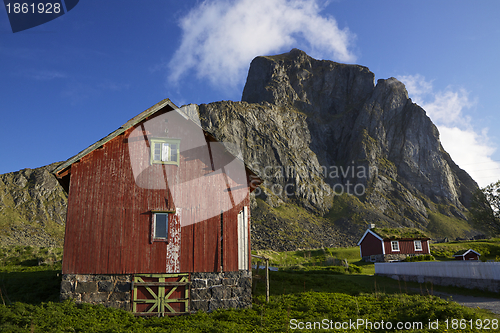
[54,99,261,315]
[453,249,481,261]
[357,226,430,262]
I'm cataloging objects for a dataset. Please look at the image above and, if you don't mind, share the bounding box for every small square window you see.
[150,138,180,165]
[391,241,399,251]
[414,240,423,251]
[153,212,169,241]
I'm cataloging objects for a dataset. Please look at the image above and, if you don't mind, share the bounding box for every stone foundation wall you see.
[60,274,132,310]
[60,271,252,313]
[190,270,252,312]
[363,253,409,262]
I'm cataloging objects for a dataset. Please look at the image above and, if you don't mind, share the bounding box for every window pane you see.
[170,144,177,162]
[162,143,170,162]
[155,214,168,239]
[154,143,161,161]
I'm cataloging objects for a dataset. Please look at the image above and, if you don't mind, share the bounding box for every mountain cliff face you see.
[0,49,481,250]
[196,49,480,249]
[242,49,476,210]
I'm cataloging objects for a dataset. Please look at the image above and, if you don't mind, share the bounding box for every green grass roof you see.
[453,249,468,256]
[371,227,428,240]
[453,249,480,256]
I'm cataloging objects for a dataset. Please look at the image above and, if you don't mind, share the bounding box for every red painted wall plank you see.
[384,239,430,255]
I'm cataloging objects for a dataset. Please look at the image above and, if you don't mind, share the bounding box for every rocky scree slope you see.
[0,162,67,247]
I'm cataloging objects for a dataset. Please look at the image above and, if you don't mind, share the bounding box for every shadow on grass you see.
[252,269,500,301]
[0,267,61,304]
[252,269,403,297]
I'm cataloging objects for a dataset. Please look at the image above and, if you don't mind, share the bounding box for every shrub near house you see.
[357,226,430,262]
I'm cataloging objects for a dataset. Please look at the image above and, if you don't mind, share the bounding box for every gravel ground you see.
[434,292,500,315]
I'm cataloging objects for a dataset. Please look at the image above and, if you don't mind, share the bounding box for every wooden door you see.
[132,273,190,316]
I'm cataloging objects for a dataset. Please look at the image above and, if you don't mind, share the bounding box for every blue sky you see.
[1,0,500,187]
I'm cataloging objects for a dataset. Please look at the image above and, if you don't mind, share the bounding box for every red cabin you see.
[357,226,430,262]
[54,99,261,315]
[453,249,481,261]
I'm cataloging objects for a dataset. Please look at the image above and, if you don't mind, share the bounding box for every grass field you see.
[254,238,500,268]
[430,238,500,260]
[0,245,498,332]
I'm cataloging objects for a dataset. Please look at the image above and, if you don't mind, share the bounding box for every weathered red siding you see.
[62,109,252,274]
[383,239,430,255]
[360,232,383,257]
[455,252,479,260]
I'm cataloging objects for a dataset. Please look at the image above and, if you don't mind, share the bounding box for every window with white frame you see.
[152,212,169,241]
[414,240,423,251]
[150,138,180,165]
[391,241,400,251]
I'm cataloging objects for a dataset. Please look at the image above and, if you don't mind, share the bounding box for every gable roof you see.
[453,249,481,257]
[358,227,430,246]
[357,228,384,246]
[53,98,262,191]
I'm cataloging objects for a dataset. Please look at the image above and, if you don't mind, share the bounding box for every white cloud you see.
[398,74,433,104]
[399,74,500,187]
[168,0,356,89]
[438,126,500,186]
[421,89,473,126]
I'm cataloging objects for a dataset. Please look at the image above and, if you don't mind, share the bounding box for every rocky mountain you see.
[196,49,480,249]
[0,162,67,247]
[0,49,482,250]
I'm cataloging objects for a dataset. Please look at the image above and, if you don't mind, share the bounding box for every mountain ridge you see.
[0,49,483,250]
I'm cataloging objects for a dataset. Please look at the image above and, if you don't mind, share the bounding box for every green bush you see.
[347,263,362,273]
[403,254,435,262]
[284,263,361,274]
